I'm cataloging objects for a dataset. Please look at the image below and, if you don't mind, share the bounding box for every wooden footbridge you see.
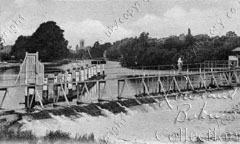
[0,53,239,112]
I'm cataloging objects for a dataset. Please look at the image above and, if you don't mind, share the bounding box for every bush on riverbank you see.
[0,129,36,141]
[0,129,96,143]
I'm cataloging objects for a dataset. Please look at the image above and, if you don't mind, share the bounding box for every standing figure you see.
[178,57,183,73]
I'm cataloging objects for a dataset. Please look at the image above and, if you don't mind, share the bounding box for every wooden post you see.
[53,73,58,102]
[117,80,120,99]
[173,76,181,92]
[212,72,219,88]
[94,65,97,76]
[25,85,35,110]
[76,70,80,103]
[89,65,92,79]
[63,71,68,95]
[142,78,146,95]
[42,75,48,100]
[117,80,125,99]
[101,64,105,75]
[67,70,73,97]
[89,66,92,78]
[0,89,8,108]
[158,78,161,93]
[76,83,80,103]
[80,67,84,81]
[92,66,94,77]
[87,65,90,80]
[97,64,101,76]
[85,65,88,80]
[76,68,80,82]
[60,80,70,106]
[77,82,84,104]
[55,73,62,104]
[199,74,207,89]
[72,68,77,91]
[97,81,101,101]
[158,77,165,94]
[173,77,176,92]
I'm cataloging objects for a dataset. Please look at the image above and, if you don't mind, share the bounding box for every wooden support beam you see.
[223,72,230,85]
[98,81,105,101]
[101,81,106,100]
[98,80,112,101]
[118,80,125,99]
[0,89,8,109]
[77,83,85,104]
[211,72,219,88]
[168,77,174,92]
[142,78,150,95]
[125,79,132,96]
[158,77,166,94]
[97,81,100,101]
[60,80,70,106]
[233,71,240,83]
[35,89,44,109]
[54,85,61,104]
[76,83,80,102]
[106,82,113,100]
[184,76,194,91]
[173,76,181,92]
[199,75,207,89]
[228,72,233,84]
[83,82,90,97]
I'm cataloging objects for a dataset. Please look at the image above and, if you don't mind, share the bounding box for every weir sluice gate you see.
[0,53,240,126]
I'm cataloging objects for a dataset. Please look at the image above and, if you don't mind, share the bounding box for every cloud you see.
[4,0,240,47]
[60,19,133,48]
[14,0,39,8]
[2,18,133,47]
[14,0,26,7]
[163,6,187,19]
[131,6,221,37]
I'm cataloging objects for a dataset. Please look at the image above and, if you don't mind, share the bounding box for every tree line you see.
[4,20,240,66]
[90,30,240,68]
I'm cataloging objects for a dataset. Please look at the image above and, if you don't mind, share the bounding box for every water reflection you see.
[0,66,19,86]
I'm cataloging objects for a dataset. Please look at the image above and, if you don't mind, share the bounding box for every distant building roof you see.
[232,47,240,52]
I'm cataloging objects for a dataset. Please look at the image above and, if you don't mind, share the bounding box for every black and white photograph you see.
[0,0,240,143]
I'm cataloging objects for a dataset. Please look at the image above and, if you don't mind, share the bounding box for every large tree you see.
[11,21,69,61]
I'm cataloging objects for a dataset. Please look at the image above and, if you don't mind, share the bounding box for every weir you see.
[0,54,240,130]
[0,53,240,114]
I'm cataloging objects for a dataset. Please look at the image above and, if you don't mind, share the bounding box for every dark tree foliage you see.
[10,36,30,60]
[106,48,121,61]
[10,21,69,62]
[105,31,240,67]
[89,42,112,59]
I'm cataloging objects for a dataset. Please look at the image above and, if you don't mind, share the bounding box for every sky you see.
[1,0,240,49]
